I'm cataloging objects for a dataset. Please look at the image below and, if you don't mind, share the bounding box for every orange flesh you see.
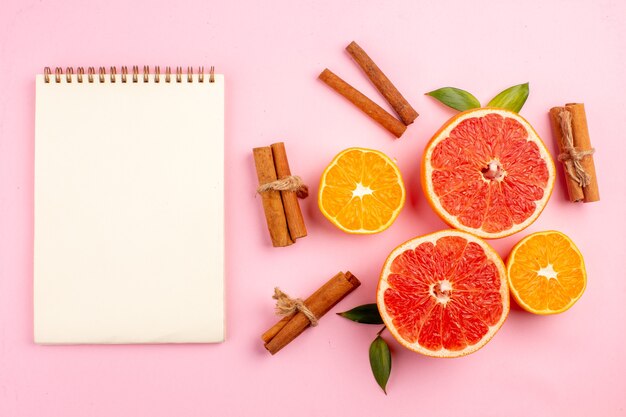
[320,149,404,232]
[430,113,550,233]
[509,232,585,312]
[383,236,504,352]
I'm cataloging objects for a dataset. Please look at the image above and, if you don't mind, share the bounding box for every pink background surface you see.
[1,0,625,416]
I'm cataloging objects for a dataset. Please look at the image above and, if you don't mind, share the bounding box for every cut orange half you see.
[422,108,556,239]
[318,148,405,234]
[507,231,586,315]
[377,230,509,357]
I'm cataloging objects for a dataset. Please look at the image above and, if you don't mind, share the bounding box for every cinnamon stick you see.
[549,103,599,203]
[270,142,307,240]
[263,271,361,355]
[346,41,418,126]
[319,68,407,138]
[566,103,599,202]
[549,107,584,202]
[261,315,292,345]
[253,147,293,247]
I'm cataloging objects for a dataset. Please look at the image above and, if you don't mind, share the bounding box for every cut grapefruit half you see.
[422,108,555,239]
[377,230,509,357]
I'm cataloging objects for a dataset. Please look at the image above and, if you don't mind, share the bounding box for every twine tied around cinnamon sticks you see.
[272,287,319,327]
[549,103,600,203]
[257,175,309,199]
[262,271,361,355]
[253,142,308,247]
[557,110,595,188]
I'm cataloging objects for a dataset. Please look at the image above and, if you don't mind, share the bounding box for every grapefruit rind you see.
[318,147,406,234]
[506,230,587,315]
[421,108,556,239]
[377,229,510,358]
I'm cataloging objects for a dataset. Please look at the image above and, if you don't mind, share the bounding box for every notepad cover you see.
[34,74,225,344]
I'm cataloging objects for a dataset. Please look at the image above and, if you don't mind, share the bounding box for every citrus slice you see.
[318,148,405,234]
[377,230,509,357]
[422,108,556,239]
[507,231,586,315]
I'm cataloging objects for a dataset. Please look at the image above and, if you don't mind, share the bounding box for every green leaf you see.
[369,335,392,394]
[487,82,529,112]
[426,87,481,111]
[337,304,384,324]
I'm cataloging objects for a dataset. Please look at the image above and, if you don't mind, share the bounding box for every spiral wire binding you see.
[43,66,215,84]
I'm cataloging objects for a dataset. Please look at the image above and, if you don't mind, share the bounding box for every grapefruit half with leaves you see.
[377,230,509,357]
[422,108,555,239]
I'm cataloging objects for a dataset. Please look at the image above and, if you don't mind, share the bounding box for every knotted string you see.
[558,110,595,188]
[272,287,318,326]
[257,175,309,199]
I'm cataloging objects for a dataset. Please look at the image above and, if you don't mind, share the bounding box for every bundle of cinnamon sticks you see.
[253,142,307,247]
[262,271,361,355]
[549,103,600,203]
[319,41,418,138]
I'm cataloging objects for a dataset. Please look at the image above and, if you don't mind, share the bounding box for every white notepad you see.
[34,68,224,344]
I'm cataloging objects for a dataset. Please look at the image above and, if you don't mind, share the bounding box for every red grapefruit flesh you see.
[377,230,509,357]
[422,108,555,239]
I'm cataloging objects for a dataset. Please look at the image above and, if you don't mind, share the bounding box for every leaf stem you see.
[377,325,386,336]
